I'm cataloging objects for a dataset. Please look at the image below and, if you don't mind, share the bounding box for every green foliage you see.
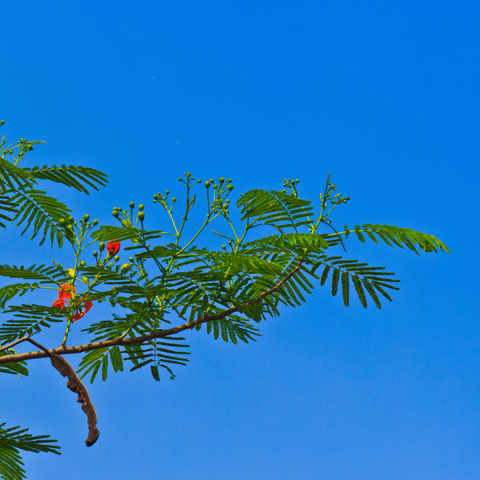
[0,349,28,377]
[0,423,60,480]
[0,304,64,343]
[0,169,449,479]
[0,173,450,379]
[0,127,108,245]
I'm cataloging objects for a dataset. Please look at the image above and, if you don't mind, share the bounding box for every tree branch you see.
[0,330,39,353]
[0,260,303,365]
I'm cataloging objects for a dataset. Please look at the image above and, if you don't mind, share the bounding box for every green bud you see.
[172,197,177,203]
[178,177,182,181]
[227,184,234,191]
[0,120,4,126]
[129,202,135,209]
[112,210,119,218]
[129,257,134,262]
[205,181,211,188]
[99,242,105,251]
[166,190,170,195]
[68,216,74,223]
[221,245,226,249]
[219,177,225,183]
[153,194,158,199]
[82,276,89,283]
[121,263,132,274]
[59,218,66,227]
[83,214,90,222]
[138,204,144,211]
[80,260,86,267]
[114,255,120,262]
[93,219,99,226]
[138,211,145,222]
[93,251,98,257]
[210,178,214,183]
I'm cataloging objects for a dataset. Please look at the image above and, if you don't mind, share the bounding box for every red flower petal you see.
[84,300,94,314]
[59,283,76,299]
[73,311,83,322]
[106,239,121,257]
[52,298,66,308]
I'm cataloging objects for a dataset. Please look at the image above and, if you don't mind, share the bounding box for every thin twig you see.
[0,330,39,354]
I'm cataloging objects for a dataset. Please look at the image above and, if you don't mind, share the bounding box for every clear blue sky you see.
[1,1,479,479]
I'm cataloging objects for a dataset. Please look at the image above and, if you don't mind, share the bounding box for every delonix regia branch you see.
[0,126,450,480]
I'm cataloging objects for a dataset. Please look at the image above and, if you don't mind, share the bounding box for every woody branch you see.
[0,260,303,365]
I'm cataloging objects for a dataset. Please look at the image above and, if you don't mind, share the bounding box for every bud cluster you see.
[208,177,234,218]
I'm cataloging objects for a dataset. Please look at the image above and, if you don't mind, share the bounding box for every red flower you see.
[52,298,66,309]
[58,283,76,300]
[52,286,94,322]
[106,239,121,258]
[73,299,94,322]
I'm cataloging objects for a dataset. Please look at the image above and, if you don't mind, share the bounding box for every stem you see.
[0,330,39,353]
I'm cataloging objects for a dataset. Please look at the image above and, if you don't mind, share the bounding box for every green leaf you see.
[0,422,60,480]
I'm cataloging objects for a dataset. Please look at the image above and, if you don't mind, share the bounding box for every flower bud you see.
[205,181,211,188]
[138,211,145,222]
[138,204,144,211]
[114,255,120,262]
[67,268,75,278]
[82,276,89,283]
[166,190,170,195]
[112,210,119,218]
[68,216,74,223]
[93,219,99,226]
[99,242,105,251]
[93,251,98,258]
[0,120,4,126]
[80,260,86,267]
[121,263,132,274]
[59,218,66,227]
[172,197,177,203]
[84,214,90,222]
[227,184,234,191]
[129,202,135,209]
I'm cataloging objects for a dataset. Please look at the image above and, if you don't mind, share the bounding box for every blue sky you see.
[1,1,479,479]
